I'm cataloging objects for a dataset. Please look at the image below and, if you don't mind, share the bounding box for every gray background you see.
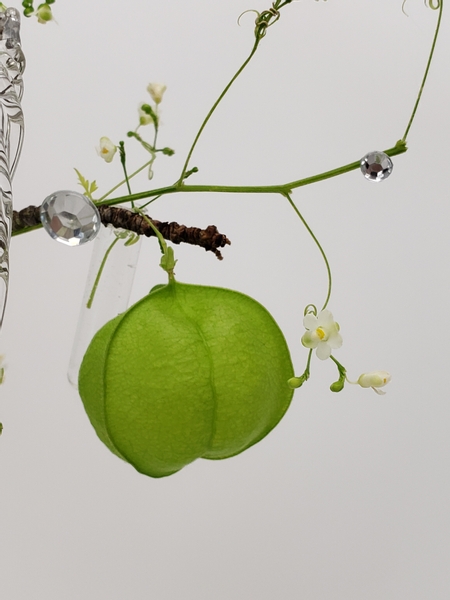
[1,1,449,598]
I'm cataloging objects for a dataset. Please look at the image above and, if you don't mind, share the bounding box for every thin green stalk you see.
[329,354,346,374]
[136,209,167,254]
[97,159,153,202]
[118,141,133,207]
[11,223,42,237]
[139,194,162,210]
[86,235,121,308]
[178,38,260,183]
[93,142,407,209]
[305,349,313,377]
[402,0,443,141]
[284,192,332,312]
[10,143,409,238]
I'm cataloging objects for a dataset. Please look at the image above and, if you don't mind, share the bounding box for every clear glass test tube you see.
[68,225,142,388]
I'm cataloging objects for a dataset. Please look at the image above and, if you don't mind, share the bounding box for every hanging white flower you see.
[147,83,167,105]
[351,371,391,395]
[96,137,117,163]
[301,309,343,360]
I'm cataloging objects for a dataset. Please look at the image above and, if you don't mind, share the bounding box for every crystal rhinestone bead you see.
[40,190,101,246]
[360,151,393,182]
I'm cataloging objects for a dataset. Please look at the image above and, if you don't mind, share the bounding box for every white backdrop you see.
[1,1,449,598]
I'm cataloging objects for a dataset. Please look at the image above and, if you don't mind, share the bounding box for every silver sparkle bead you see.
[360,151,393,182]
[40,190,101,246]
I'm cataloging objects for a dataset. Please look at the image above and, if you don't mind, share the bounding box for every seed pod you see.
[79,281,294,478]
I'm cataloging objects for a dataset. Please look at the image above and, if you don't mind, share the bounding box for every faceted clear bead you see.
[360,151,393,182]
[40,190,101,246]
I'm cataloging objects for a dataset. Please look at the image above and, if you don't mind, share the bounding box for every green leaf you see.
[89,180,98,196]
[79,281,294,478]
[74,168,98,201]
[149,283,166,294]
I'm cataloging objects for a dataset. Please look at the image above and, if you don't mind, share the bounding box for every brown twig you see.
[12,205,231,260]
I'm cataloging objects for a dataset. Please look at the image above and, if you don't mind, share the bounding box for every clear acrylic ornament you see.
[68,224,142,388]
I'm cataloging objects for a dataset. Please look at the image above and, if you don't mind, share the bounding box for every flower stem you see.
[119,142,133,204]
[97,159,153,202]
[330,354,346,375]
[178,38,260,184]
[402,0,443,141]
[284,192,332,312]
[86,235,121,309]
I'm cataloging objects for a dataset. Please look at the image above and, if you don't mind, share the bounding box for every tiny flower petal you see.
[303,313,318,330]
[316,309,334,328]
[301,330,319,349]
[316,342,332,360]
[147,83,167,105]
[372,387,387,396]
[327,330,343,349]
[96,137,117,163]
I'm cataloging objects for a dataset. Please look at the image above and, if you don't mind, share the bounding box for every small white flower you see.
[352,371,391,395]
[147,83,167,105]
[96,137,117,163]
[301,309,342,360]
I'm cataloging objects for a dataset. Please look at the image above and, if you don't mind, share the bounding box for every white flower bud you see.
[96,137,117,163]
[357,371,391,394]
[147,83,167,105]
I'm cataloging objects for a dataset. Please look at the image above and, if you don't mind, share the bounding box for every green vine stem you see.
[93,142,407,209]
[178,0,292,183]
[402,0,443,141]
[178,40,260,184]
[284,192,332,312]
[86,235,121,308]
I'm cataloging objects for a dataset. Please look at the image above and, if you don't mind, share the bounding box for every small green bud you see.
[0,422,3,435]
[36,3,53,23]
[287,376,304,389]
[140,104,158,127]
[23,7,34,16]
[330,379,345,393]
[160,246,177,274]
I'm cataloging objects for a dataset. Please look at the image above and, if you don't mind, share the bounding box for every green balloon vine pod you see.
[78,280,295,478]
